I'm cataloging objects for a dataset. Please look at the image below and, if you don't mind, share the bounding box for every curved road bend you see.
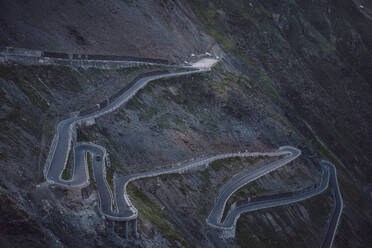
[206,146,301,228]
[45,66,213,187]
[206,159,343,248]
[112,146,298,220]
[207,162,330,235]
[44,57,343,246]
[321,161,344,248]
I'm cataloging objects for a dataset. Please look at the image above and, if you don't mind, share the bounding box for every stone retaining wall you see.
[0,47,172,68]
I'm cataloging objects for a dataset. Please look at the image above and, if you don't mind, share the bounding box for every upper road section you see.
[45,58,218,188]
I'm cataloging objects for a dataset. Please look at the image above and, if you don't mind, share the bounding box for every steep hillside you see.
[187,0,372,246]
[0,0,216,61]
[1,0,372,248]
[0,63,175,248]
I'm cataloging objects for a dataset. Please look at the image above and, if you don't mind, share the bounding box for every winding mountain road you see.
[44,66,213,186]
[321,161,344,248]
[44,57,343,247]
[205,149,343,248]
[212,162,330,236]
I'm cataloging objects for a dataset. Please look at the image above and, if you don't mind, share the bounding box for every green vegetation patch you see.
[210,156,261,172]
[0,65,49,111]
[189,1,235,50]
[236,214,288,248]
[106,164,114,193]
[127,183,192,248]
[86,152,96,188]
[62,148,74,180]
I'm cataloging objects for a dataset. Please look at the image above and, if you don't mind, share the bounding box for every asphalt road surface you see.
[44,57,343,246]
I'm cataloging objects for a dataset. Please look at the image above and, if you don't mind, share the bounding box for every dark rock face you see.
[1,0,372,247]
[187,0,372,246]
[0,191,50,248]
[0,0,215,62]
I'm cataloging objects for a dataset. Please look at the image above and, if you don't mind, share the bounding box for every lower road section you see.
[320,161,344,248]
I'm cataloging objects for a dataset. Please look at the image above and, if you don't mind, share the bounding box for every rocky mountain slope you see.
[0,0,216,61]
[1,0,372,247]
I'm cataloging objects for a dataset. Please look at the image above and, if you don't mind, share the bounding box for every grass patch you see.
[258,73,282,104]
[210,156,261,172]
[221,180,270,221]
[109,155,126,172]
[106,165,114,193]
[62,149,73,180]
[86,152,96,188]
[307,25,336,56]
[299,192,332,227]
[236,215,287,248]
[0,66,49,111]
[189,1,235,51]
[127,184,193,248]
[121,0,135,7]
[0,151,6,161]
